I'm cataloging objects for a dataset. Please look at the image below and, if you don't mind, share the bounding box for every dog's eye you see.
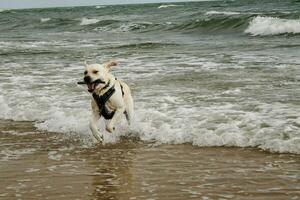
[84,71,87,75]
[93,70,98,74]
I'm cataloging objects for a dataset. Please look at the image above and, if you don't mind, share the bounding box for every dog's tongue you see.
[87,83,95,92]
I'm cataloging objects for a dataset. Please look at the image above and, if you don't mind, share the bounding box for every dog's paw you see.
[93,130,103,142]
[106,125,115,133]
[95,133,103,142]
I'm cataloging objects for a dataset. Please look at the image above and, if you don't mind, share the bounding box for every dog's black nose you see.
[84,76,91,83]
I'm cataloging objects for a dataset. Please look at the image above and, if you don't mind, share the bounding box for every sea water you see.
[0,0,299,153]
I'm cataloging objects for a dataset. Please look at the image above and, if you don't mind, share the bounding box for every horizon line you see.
[0,0,206,10]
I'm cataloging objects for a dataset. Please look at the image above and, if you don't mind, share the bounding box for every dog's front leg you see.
[106,107,125,133]
[90,111,103,142]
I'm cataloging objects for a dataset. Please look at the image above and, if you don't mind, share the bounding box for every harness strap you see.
[92,78,126,120]
[92,84,116,120]
[101,80,110,90]
[120,83,125,96]
[92,85,115,105]
[115,78,125,97]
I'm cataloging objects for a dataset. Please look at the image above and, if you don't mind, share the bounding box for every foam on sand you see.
[245,16,300,36]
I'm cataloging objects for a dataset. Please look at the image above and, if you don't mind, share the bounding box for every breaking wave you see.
[245,16,300,36]
[167,15,252,33]
[95,5,106,9]
[0,59,299,154]
[158,4,181,9]
[205,11,241,15]
[1,91,299,154]
[112,42,179,49]
[40,18,51,23]
[80,17,100,25]
[1,6,299,36]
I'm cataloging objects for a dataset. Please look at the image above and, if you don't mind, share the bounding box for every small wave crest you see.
[0,9,9,13]
[205,11,240,15]
[245,16,300,36]
[95,5,106,9]
[113,42,178,49]
[80,17,100,26]
[158,4,181,9]
[40,18,51,23]
[168,15,251,33]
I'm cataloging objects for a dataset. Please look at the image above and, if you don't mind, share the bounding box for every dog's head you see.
[83,61,117,93]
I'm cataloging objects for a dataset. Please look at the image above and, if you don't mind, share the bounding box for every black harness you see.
[92,79,125,120]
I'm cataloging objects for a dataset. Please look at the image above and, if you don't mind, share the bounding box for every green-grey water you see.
[0,0,299,152]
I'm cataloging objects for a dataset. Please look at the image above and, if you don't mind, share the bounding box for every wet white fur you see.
[84,61,134,142]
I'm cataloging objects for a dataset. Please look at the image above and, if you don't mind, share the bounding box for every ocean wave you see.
[134,103,300,154]
[0,56,298,153]
[80,17,100,25]
[205,11,241,15]
[48,18,78,26]
[158,4,181,9]
[0,9,10,13]
[98,15,253,33]
[168,15,251,33]
[95,5,106,9]
[0,89,299,154]
[112,42,178,49]
[40,18,51,23]
[119,22,160,32]
[1,10,297,35]
[245,16,300,36]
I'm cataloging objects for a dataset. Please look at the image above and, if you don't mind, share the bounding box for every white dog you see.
[80,61,134,142]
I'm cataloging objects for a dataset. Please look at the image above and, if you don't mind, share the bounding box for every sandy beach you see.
[1,120,299,200]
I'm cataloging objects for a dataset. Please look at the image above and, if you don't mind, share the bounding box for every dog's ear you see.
[104,61,118,70]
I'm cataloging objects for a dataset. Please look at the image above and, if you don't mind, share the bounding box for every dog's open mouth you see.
[86,79,106,93]
[87,82,98,93]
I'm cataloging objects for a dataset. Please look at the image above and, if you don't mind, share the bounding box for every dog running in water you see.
[79,61,134,142]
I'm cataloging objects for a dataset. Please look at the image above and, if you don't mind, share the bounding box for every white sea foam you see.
[80,17,100,26]
[3,89,298,153]
[0,9,9,13]
[205,11,240,15]
[0,60,299,154]
[25,168,40,173]
[158,4,181,9]
[95,5,106,9]
[0,148,36,161]
[40,18,51,23]
[48,151,62,161]
[120,22,153,32]
[245,16,300,36]
[0,96,11,119]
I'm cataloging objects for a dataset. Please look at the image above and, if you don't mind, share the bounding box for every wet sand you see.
[0,120,299,200]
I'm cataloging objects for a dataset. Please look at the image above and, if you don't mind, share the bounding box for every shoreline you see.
[0,119,298,155]
[1,120,299,199]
